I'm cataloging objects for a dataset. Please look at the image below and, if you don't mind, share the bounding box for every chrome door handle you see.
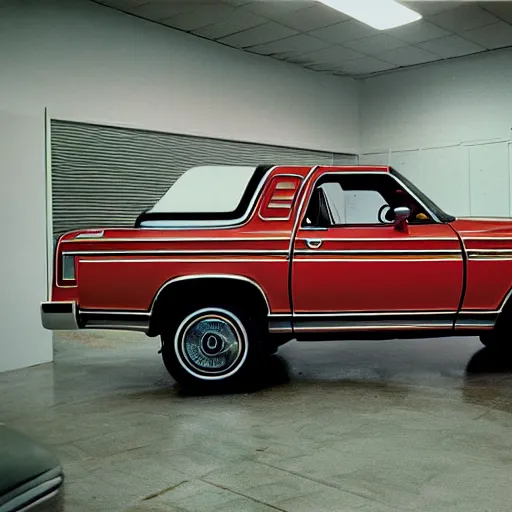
[306,239,323,249]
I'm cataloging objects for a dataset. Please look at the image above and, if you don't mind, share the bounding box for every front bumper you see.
[41,301,79,330]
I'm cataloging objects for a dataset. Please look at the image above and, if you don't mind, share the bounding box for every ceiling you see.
[93,0,512,77]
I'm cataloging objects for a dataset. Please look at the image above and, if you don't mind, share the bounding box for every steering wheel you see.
[378,204,393,224]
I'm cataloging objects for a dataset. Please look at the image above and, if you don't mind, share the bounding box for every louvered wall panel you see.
[51,120,357,236]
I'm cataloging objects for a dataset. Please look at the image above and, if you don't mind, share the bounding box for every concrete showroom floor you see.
[1,330,512,512]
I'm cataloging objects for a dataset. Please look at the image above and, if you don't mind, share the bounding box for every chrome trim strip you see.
[463,237,512,241]
[79,258,286,264]
[469,249,512,253]
[269,327,293,333]
[458,310,499,315]
[293,311,454,318]
[467,249,512,260]
[457,217,512,221]
[149,274,272,315]
[139,166,277,229]
[62,236,291,244]
[295,249,461,255]
[80,309,150,317]
[454,321,494,329]
[83,322,149,332]
[79,309,150,332]
[268,318,293,333]
[75,230,105,239]
[468,257,512,261]
[294,258,460,263]
[294,323,454,332]
[296,236,456,242]
[66,249,288,256]
[292,311,457,333]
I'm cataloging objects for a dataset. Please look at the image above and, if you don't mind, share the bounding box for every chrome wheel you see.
[174,308,248,380]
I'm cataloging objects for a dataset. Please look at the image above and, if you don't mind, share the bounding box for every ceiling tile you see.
[428,4,500,33]
[378,45,439,66]
[242,0,315,18]
[344,34,408,55]
[336,57,398,75]
[193,10,267,39]
[462,20,512,50]
[162,4,235,31]
[288,45,364,66]
[417,34,484,58]
[276,3,350,32]
[218,21,299,47]
[99,0,155,9]
[247,34,330,57]
[309,20,378,44]
[128,1,194,21]
[223,0,252,5]
[385,20,451,44]
[399,1,463,17]
[480,1,512,23]
[103,0,191,21]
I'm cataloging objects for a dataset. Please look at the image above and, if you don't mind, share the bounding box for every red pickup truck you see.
[42,164,512,390]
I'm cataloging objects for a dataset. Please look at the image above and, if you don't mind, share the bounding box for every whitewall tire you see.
[161,303,264,391]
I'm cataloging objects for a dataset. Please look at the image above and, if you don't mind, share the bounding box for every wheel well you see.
[148,277,270,336]
[491,287,512,332]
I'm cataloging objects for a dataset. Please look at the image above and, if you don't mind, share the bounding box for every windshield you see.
[390,168,455,223]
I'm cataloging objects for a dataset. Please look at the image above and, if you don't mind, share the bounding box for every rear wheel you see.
[161,302,265,392]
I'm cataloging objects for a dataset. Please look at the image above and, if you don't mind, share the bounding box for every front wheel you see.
[479,332,511,349]
[161,304,264,392]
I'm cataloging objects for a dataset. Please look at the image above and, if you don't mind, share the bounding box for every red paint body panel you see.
[49,165,512,336]
[292,223,463,313]
[451,218,512,311]
[77,257,290,312]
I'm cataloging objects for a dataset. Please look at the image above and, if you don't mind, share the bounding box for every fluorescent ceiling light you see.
[319,0,422,30]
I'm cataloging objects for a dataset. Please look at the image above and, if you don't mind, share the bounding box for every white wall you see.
[0,0,359,371]
[0,0,359,153]
[0,110,52,373]
[360,49,512,217]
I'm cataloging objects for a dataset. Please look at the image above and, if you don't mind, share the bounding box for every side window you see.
[342,189,388,224]
[303,173,432,227]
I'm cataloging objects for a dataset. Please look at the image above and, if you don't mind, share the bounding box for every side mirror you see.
[393,206,410,232]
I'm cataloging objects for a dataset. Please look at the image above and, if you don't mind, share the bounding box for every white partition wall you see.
[361,142,512,218]
[360,49,512,218]
[0,110,52,373]
[468,142,510,217]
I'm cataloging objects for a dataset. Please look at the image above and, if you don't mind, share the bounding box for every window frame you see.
[300,171,441,230]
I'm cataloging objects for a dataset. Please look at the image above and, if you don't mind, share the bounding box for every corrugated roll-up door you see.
[50,120,357,237]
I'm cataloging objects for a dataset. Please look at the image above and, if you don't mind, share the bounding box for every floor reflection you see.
[463,346,512,414]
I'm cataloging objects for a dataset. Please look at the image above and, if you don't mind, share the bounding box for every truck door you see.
[291,169,464,335]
